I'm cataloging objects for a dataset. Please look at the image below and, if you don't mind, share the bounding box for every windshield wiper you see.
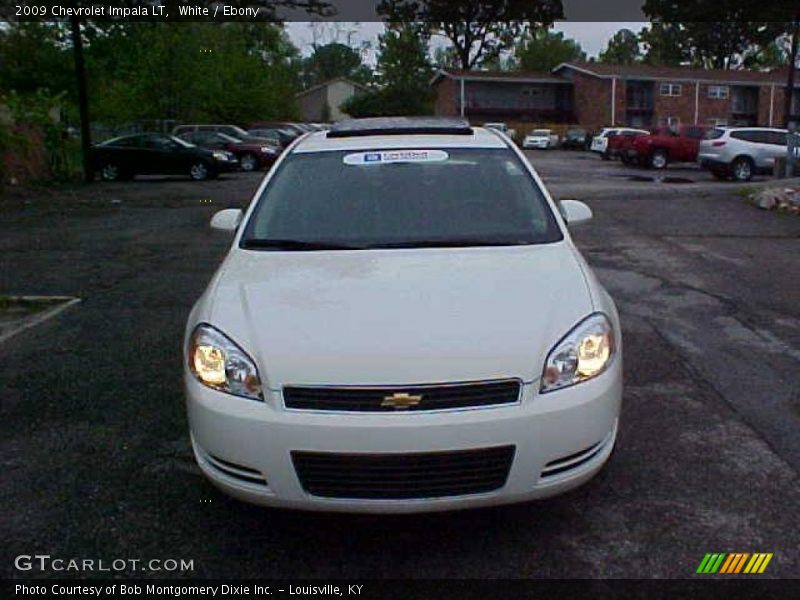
[241,238,365,251]
[366,238,535,249]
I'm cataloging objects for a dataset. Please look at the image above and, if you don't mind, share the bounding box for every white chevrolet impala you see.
[185,117,622,512]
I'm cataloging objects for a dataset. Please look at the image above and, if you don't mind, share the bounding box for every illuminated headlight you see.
[260,146,276,154]
[188,324,262,400]
[540,313,615,393]
[212,151,232,161]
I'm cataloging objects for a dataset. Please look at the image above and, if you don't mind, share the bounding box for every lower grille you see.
[283,379,521,412]
[292,446,515,499]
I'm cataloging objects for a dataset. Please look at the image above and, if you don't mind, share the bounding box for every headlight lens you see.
[540,313,615,393]
[188,324,262,400]
[212,151,230,161]
[260,146,276,154]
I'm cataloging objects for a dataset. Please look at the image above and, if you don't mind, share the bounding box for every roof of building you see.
[553,62,792,85]
[430,69,567,85]
[295,77,371,99]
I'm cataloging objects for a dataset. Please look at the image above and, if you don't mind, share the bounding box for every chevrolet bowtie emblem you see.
[381,392,423,410]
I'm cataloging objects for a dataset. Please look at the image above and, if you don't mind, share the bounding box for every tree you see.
[343,22,435,118]
[639,23,690,66]
[302,42,372,88]
[377,23,433,89]
[432,46,461,70]
[378,0,563,70]
[512,29,585,72]
[0,23,73,98]
[642,0,788,69]
[599,29,641,65]
[742,37,789,70]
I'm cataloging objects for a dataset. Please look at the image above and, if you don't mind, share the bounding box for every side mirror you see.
[210,208,243,231]
[559,200,593,226]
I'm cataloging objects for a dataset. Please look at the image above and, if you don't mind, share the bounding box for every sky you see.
[284,22,649,65]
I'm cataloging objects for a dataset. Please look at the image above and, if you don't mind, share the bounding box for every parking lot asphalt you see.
[1,151,799,579]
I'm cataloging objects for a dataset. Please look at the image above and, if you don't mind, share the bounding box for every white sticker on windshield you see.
[343,149,449,165]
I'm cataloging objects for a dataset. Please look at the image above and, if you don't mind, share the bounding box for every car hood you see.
[202,243,594,388]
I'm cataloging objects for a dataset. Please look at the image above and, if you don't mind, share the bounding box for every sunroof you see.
[327,117,473,138]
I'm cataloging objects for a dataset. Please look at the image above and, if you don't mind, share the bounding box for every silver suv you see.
[698,127,789,181]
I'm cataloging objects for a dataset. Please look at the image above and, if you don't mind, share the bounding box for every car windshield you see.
[171,136,194,148]
[241,148,563,250]
[218,133,242,143]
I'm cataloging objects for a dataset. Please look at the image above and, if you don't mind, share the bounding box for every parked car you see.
[177,131,279,172]
[172,124,278,147]
[561,128,592,151]
[698,127,790,181]
[523,129,558,149]
[92,133,238,181]
[484,122,517,141]
[185,117,622,512]
[624,125,709,169]
[248,127,298,149]
[592,128,649,160]
[606,130,648,161]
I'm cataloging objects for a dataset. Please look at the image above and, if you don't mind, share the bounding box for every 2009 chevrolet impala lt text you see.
[184,117,622,513]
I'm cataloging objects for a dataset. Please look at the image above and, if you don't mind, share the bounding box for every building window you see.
[660,83,682,96]
[707,118,728,127]
[707,85,729,99]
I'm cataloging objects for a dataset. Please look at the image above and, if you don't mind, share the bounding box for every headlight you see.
[188,324,262,400]
[260,146,276,154]
[212,151,230,161]
[540,313,615,393]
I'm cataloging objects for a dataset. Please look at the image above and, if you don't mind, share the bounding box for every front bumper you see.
[213,158,239,173]
[186,363,622,513]
[523,140,549,149]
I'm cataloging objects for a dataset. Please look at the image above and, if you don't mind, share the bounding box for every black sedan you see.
[91,133,238,181]
[561,128,593,151]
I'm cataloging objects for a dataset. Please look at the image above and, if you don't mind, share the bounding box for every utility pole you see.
[70,16,93,183]
[784,15,799,128]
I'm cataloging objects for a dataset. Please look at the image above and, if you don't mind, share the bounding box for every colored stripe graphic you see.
[719,554,736,573]
[758,553,773,573]
[698,553,726,574]
[698,553,774,574]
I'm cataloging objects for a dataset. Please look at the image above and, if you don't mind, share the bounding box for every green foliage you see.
[378,1,564,70]
[512,29,585,72]
[639,23,690,66]
[302,43,373,88]
[341,22,434,119]
[341,86,433,118]
[377,23,433,89]
[599,29,641,65]
[3,90,81,182]
[0,23,74,100]
[743,38,791,70]
[642,0,790,69]
[88,23,301,125]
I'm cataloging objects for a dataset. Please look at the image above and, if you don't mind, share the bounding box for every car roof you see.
[293,127,508,153]
[718,126,787,132]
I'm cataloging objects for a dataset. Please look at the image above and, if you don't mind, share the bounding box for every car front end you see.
[185,120,622,512]
[207,149,239,172]
[523,134,550,149]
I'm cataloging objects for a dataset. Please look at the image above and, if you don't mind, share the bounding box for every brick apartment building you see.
[431,62,800,131]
